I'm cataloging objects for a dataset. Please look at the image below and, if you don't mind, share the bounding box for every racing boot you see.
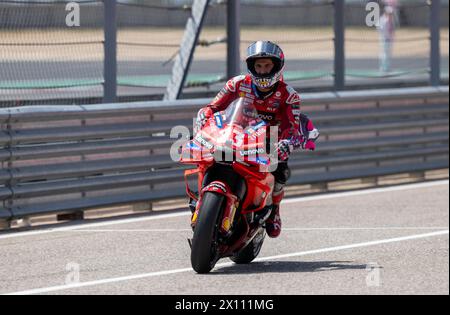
[265,189,284,238]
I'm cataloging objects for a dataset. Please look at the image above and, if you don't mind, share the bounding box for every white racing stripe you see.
[0,179,447,240]
[282,227,450,231]
[0,212,191,240]
[282,179,449,205]
[60,227,449,233]
[65,229,193,233]
[4,229,448,295]
[253,230,449,262]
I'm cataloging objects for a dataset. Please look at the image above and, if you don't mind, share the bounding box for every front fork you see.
[191,181,239,236]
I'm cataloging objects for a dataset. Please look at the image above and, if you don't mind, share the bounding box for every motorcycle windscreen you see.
[194,98,271,166]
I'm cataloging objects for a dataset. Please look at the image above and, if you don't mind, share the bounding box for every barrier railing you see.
[0,86,448,228]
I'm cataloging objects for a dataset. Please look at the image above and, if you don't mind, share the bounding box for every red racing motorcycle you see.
[180,98,278,273]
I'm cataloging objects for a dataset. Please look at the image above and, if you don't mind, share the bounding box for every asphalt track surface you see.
[0,180,448,295]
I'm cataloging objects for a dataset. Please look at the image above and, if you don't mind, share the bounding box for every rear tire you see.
[191,192,225,274]
[230,229,266,264]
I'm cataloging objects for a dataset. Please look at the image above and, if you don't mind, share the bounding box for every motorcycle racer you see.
[196,41,318,238]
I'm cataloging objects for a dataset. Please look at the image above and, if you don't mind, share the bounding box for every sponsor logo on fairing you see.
[194,134,214,150]
[207,182,228,193]
[240,148,266,156]
[247,121,266,138]
[256,156,269,165]
[186,141,201,150]
[214,113,224,128]
[250,128,266,140]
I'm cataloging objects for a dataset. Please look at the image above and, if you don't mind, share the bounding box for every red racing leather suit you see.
[198,75,312,238]
[204,75,303,149]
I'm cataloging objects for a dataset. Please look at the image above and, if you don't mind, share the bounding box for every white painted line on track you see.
[283,179,449,205]
[282,227,450,231]
[0,179,447,240]
[253,230,449,262]
[64,229,193,233]
[0,212,191,240]
[4,229,448,295]
[59,227,449,233]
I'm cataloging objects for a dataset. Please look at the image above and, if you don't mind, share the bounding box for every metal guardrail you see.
[0,86,448,227]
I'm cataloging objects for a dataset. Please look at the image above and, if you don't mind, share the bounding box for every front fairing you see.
[180,98,271,170]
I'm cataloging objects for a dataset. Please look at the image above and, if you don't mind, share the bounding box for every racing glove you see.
[195,107,213,133]
[277,140,293,161]
[299,114,320,151]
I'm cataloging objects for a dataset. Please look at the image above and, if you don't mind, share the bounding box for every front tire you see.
[191,192,225,273]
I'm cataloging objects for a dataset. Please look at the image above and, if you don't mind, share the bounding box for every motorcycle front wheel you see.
[190,192,225,274]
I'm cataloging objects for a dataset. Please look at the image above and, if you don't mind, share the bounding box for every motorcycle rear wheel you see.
[230,228,266,264]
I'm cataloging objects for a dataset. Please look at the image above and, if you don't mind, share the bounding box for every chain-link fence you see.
[442,22,449,81]
[0,0,104,106]
[345,0,448,85]
[239,0,335,89]
[115,1,226,98]
[0,0,448,107]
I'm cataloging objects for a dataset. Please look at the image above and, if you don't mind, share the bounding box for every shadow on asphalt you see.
[212,261,371,275]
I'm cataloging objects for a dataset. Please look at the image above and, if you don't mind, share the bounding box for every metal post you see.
[164,0,211,100]
[334,0,345,90]
[430,0,441,86]
[1,115,12,230]
[104,0,117,103]
[227,0,241,78]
